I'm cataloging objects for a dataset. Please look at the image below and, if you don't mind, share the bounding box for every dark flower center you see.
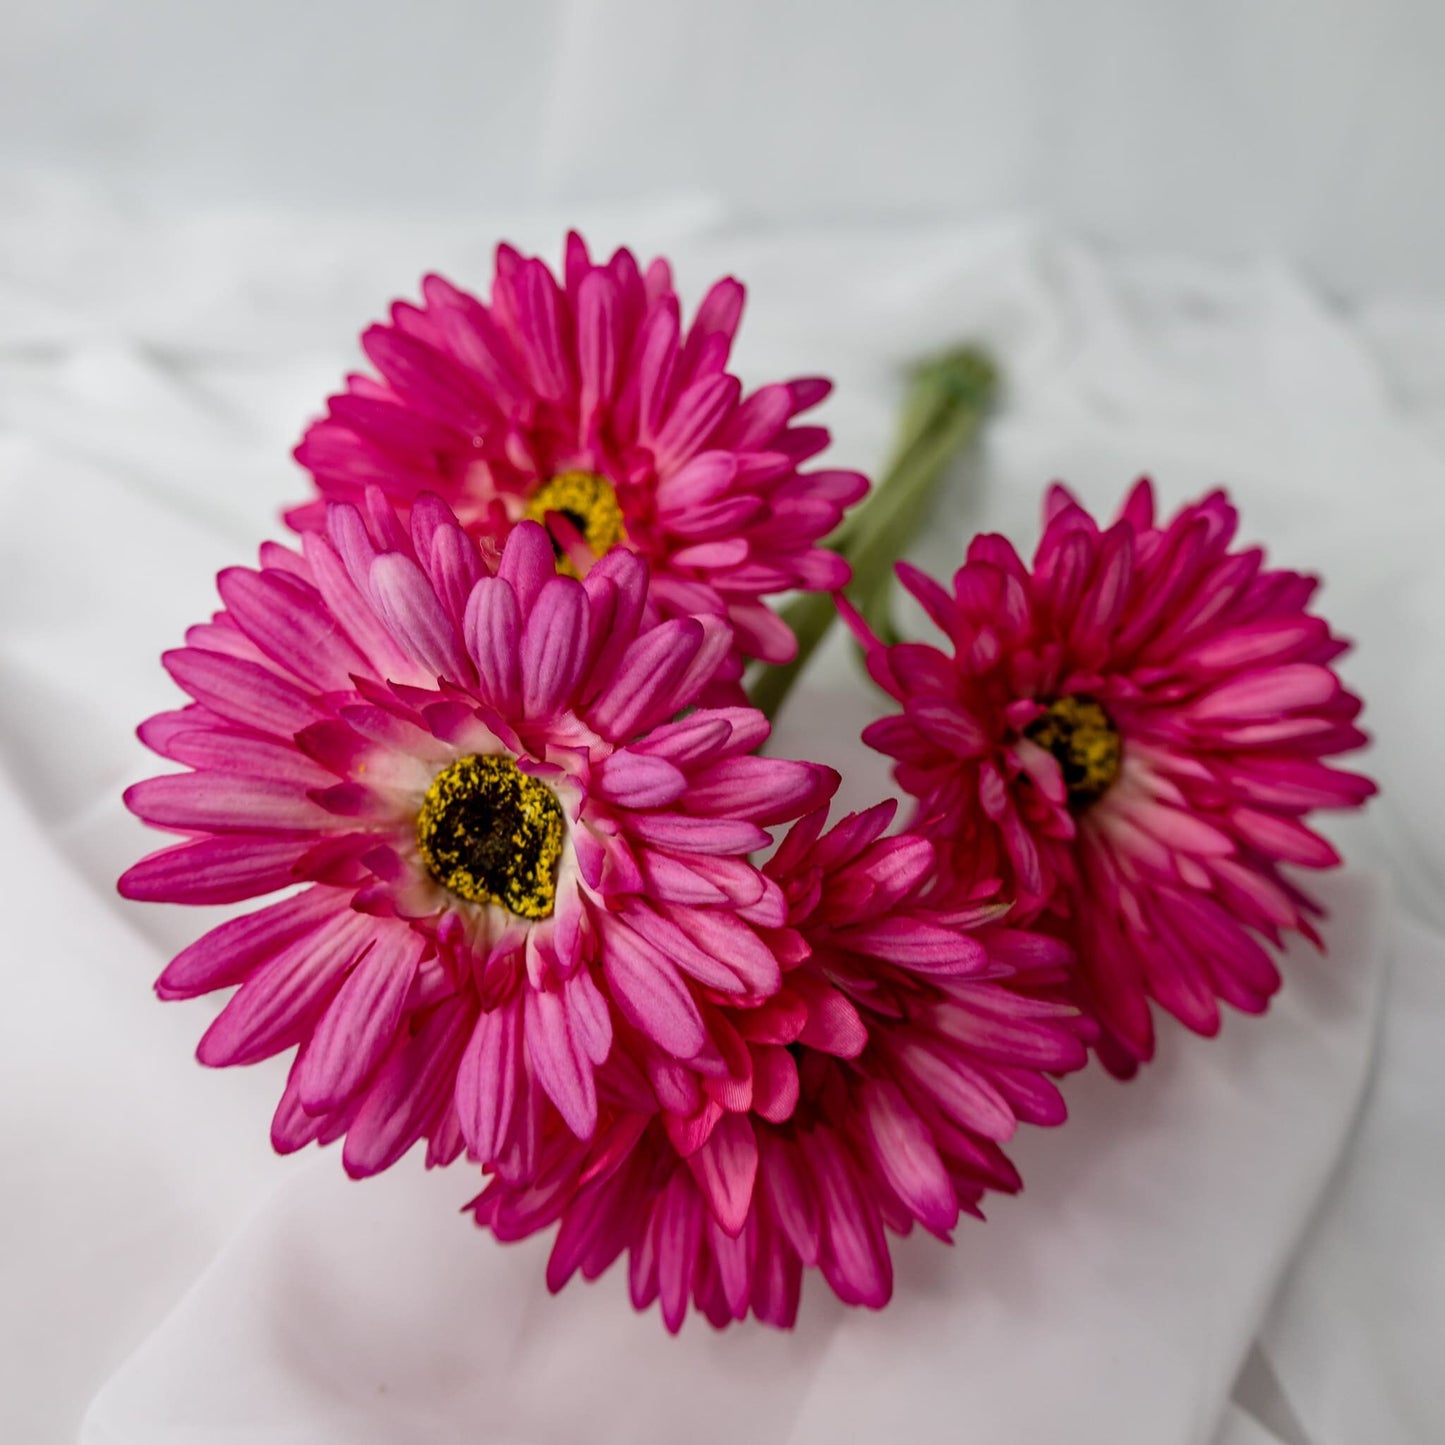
[1024,694,1122,809]
[524,471,627,577]
[415,755,564,918]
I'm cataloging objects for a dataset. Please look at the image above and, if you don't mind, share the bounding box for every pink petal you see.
[217,567,370,692]
[833,916,989,974]
[154,885,337,1000]
[750,1045,800,1123]
[497,521,558,614]
[654,452,739,510]
[756,1134,818,1269]
[592,750,688,808]
[302,534,418,681]
[368,552,472,683]
[1181,617,1327,671]
[162,648,321,739]
[575,270,620,426]
[686,1112,758,1238]
[1230,808,1341,867]
[464,576,523,711]
[794,976,868,1057]
[1131,801,1236,858]
[118,835,310,905]
[860,1079,959,1234]
[665,905,782,996]
[802,1129,891,1308]
[524,986,600,1138]
[1191,664,1339,721]
[904,697,991,756]
[197,909,375,1067]
[680,757,839,824]
[520,576,588,720]
[342,996,472,1177]
[626,812,770,855]
[601,923,707,1059]
[896,1039,1016,1141]
[652,374,741,470]
[588,618,705,737]
[654,1170,704,1334]
[125,772,331,835]
[616,905,751,994]
[297,926,425,1110]
[456,999,522,1163]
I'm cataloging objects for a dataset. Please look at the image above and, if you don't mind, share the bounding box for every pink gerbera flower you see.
[470,801,1090,1330]
[119,493,835,1178]
[853,479,1376,1073]
[290,233,868,689]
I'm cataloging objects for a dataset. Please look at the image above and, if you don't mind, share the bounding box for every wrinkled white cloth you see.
[0,186,1440,1445]
[74,875,1387,1445]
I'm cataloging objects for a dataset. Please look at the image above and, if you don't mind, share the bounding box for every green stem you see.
[748,346,999,721]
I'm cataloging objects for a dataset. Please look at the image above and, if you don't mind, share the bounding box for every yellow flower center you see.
[1024,695,1122,809]
[523,471,628,578]
[415,755,564,918]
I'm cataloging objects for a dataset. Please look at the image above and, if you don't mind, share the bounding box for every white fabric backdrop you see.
[4,0,1445,300]
[1,189,1443,1444]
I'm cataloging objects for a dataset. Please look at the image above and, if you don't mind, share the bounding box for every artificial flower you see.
[852,479,1376,1073]
[119,494,836,1178]
[471,801,1089,1329]
[290,233,868,690]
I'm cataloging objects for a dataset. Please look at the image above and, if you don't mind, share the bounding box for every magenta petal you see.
[896,1039,1016,1141]
[297,925,424,1111]
[497,521,557,614]
[905,697,990,756]
[1191,663,1339,720]
[125,772,332,836]
[368,553,472,683]
[575,270,620,425]
[155,885,337,1000]
[654,1170,704,1333]
[626,813,770,854]
[118,835,310,905]
[519,576,588,720]
[524,986,600,1139]
[665,905,781,997]
[464,575,523,711]
[161,648,321,739]
[802,1128,891,1308]
[601,922,707,1059]
[617,904,750,994]
[629,712,733,766]
[592,750,689,808]
[833,916,989,974]
[197,909,375,1068]
[682,757,839,824]
[794,978,868,1057]
[652,373,741,470]
[588,618,705,737]
[686,1112,758,1238]
[750,1045,800,1123]
[759,1130,821,1266]
[860,1079,959,1235]
[1230,807,1341,867]
[456,998,522,1163]
[217,566,371,692]
[342,996,472,1177]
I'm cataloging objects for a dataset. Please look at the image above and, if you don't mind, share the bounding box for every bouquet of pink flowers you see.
[119,234,1373,1331]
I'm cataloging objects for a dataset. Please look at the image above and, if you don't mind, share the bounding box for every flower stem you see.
[749,346,999,721]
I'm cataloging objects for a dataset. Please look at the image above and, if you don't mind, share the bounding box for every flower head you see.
[470,802,1089,1330]
[120,493,836,1178]
[290,234,868,691]
[855,479,1376,1072]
